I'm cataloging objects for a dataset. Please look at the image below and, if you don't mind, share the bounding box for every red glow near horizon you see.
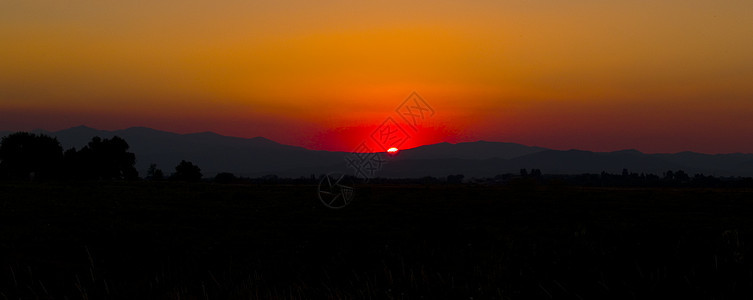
[304,123,470,152]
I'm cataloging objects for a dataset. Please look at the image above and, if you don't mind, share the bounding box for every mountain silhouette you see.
[22,126,347,177]
[394,140,547,160]
[3,126,753,178]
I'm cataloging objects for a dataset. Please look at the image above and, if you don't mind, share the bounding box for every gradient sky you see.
[2,1,753,153]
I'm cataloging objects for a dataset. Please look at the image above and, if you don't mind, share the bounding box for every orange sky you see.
[2,1,753,153]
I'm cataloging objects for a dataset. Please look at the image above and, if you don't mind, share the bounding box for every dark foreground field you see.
[2,182,753,299]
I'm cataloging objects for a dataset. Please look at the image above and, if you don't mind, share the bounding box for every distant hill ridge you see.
[2,126,753,178]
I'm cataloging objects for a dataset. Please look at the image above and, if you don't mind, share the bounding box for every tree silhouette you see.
[63,136,138,180]
[88,136,137,180]
[0,132,63,180]
[674,170,690,182]
[447,174,465,184]
[214,172,236,184]
[147,163,164,180]
[172,160,202,182]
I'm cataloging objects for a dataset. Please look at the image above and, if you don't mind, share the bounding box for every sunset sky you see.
[2,1,753,153]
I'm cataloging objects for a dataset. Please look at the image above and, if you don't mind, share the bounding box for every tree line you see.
[4,131,753,187]
[0,132,201,181]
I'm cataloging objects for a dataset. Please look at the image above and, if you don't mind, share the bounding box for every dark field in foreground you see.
[2,182,753,299]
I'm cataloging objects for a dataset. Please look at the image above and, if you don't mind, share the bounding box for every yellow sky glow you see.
[2,0,753,152]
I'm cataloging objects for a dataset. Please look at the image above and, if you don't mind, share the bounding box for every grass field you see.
[2,182,753,299]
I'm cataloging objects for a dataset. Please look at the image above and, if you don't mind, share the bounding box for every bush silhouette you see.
[172,160,202,182]
[214,172,237,184]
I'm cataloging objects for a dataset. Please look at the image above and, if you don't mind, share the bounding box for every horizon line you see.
[1,125,751,156]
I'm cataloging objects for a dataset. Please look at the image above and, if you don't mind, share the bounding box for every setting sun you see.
[2,1,753,154]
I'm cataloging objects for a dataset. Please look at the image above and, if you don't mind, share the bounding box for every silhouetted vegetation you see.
[0,132,138,181]
[171,160,202,182]
[64,136,138,180]
[460,168,753,188]
[213,172,237,184]
[205,170,753,188]
[3,129,752,189]
[3,182,753,299]
[0,132,63,180]
[146,163,165,180]
[5,130,753,298]
[446,174,465,184]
